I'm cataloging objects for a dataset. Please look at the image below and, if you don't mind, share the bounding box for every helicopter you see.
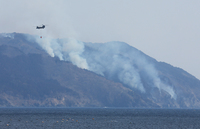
[35,24,47,38]
[36,24,45,29]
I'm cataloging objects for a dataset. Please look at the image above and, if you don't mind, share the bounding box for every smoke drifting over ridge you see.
[30,36,88,69]
[29,36,176,99]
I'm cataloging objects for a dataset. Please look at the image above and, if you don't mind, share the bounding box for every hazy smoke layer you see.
[32,36,176,99]
[33,36,88,69]
[0,33,14,39]
[83,42,176,99]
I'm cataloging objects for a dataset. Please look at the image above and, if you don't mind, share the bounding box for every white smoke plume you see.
[0,33,14,39]
[33,36,88,69]
[82,42,176,99]
[30,36,176,99]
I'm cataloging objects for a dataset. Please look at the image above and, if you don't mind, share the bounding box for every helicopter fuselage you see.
[36,25,45,29]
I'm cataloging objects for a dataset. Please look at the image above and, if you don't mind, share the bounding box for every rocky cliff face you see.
[0,33,200,108]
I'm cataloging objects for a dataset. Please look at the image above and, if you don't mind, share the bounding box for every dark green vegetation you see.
[0,33,200,108]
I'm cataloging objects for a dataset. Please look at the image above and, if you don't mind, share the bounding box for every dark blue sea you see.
[0,108,200,129]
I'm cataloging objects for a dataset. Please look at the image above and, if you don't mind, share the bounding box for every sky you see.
[1,0,200,79]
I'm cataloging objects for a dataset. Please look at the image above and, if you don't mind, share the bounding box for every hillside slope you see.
[83,42,200,108]
[0,33,157,107]
[0,33,200,108]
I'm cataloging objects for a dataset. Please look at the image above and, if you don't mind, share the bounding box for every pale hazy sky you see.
[1,0,200,79]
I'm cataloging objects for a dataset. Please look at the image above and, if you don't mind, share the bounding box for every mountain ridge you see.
[0,33,200,108]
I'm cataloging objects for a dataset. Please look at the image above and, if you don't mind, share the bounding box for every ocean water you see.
[0,108,200,129]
